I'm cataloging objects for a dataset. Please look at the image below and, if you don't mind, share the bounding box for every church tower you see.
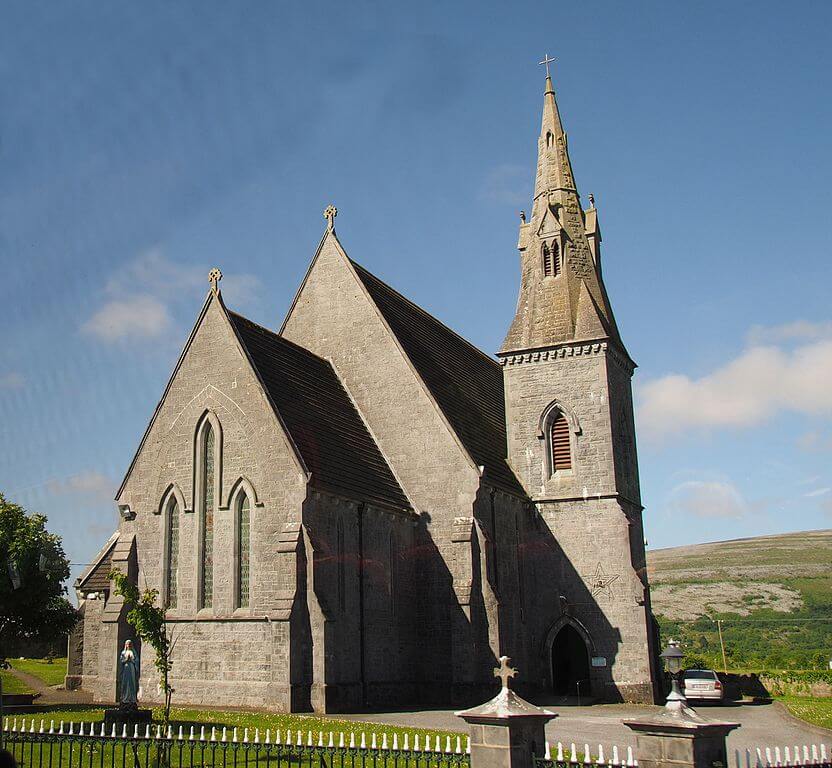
[499,65,657,703]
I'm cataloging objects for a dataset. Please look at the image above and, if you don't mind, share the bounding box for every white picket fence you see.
[541,741,638,766]
[734,743,830,768]
[3,716,469,752]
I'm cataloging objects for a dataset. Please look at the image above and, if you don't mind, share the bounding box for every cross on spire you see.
[324,204,338,231]
[539,53,555,78]
[208,267,223,295]
[493,655,517,690]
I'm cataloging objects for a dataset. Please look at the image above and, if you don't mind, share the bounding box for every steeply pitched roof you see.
[349,261,525,497]
[229,311,411,511]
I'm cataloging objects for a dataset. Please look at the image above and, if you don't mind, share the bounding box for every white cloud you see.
[667,480,748,519]
[48,470,114,502]
[0,371,25,390]
[480,164,529,207]
[83,247,262,343]
[804,487,831,498]
[747,320,832,345]
[82,295,171,342]
[639,338,832,437]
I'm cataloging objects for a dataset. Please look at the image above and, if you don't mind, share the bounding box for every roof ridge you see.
[349,258,501,371]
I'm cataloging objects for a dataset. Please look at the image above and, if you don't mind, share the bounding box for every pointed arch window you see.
[542,241,560,278]
[165,497,180,609]
[235,492,251,609]
[550,410,572,472]
[199,423,215,608]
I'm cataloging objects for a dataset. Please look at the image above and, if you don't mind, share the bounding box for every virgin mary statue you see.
[118,639,140,706]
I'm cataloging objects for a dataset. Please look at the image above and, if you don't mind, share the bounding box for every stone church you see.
[70,70,658,711]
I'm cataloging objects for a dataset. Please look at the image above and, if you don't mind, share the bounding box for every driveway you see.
[341,701,831,754]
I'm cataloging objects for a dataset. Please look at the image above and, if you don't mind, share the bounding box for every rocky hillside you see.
[647,529,832,669]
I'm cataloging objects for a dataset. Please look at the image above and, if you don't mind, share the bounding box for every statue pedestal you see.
[103,706,153,734]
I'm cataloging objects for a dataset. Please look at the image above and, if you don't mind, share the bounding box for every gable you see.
[280,231,524,500]
[115,293,308,505]
[280,233,486,512]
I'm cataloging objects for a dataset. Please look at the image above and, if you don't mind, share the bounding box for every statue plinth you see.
[103,704,153,733]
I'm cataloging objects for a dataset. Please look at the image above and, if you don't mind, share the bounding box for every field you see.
[648,529,832,670]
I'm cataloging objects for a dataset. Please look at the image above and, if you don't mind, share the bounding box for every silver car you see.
[682,669,724,701]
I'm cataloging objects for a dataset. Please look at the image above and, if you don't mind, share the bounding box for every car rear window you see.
[684,670,717,680]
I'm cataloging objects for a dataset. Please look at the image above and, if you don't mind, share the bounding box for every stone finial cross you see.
[494,655,517,690]
[208,267,223,295]
[324,204,338,231]
[539,54,555,78]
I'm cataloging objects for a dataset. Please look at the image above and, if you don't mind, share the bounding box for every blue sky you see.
[1,1,831,588]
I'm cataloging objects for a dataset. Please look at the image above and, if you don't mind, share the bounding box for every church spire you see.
[499,63,624,357]
[532,56,578,218]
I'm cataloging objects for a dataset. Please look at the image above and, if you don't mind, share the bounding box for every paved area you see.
[341,701,832,753]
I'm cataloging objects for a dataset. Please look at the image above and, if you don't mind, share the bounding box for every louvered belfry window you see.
[550,411,572,472]
[542,241,560,278]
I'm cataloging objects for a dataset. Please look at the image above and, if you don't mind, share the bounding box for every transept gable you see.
[281,228,524,499]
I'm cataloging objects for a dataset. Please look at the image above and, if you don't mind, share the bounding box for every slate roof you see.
[75,533,118,593]
[350,261,525,497]
[229,311,411,511]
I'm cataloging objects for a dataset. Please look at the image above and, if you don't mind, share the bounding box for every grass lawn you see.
[4,705,463,741]
[9,658,67,688]
[777,696,832,731]
[0,670,34,696]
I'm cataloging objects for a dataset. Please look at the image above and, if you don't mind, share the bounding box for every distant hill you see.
[647,530,832,669]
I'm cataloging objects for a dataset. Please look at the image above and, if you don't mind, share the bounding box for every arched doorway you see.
[551,624,590,697]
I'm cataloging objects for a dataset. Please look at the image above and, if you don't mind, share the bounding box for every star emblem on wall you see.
[588,563,619,598]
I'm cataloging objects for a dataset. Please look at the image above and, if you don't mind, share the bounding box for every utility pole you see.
[716,619,728,674]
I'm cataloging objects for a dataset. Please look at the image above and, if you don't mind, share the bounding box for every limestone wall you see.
[89,297,308,709]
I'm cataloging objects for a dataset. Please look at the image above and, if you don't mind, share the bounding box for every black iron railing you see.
[1,718,471,768]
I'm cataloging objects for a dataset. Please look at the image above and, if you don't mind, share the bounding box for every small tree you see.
[0,493,77,664]
[109,570,175,727]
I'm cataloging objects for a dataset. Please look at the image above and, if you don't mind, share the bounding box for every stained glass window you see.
[166,498,179,609]
[200,424,214,608]
[237,493,250,608]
